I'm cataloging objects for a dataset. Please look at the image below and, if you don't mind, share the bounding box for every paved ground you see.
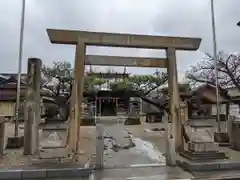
[2,118,240,179]
[1,119,192,179]
[90,167,192,180]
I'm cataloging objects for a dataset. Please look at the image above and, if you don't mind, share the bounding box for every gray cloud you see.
[0,0,240,76]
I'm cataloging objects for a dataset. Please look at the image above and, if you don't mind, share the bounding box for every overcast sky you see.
[0,0,240,78]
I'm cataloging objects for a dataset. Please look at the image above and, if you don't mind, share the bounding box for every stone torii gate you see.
[46,29,201,162]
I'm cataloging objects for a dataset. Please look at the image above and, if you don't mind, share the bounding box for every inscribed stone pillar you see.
[96,123,104,169]
[129,103,137,118]
[24,58,42,155]
[180,101,188,122]
[166,48,182,152]
[69,42,85,154]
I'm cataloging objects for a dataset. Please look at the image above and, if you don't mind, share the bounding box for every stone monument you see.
[125,102,141,125]
[81,102,96,126]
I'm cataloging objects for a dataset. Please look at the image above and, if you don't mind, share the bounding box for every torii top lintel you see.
[46,29,201,51]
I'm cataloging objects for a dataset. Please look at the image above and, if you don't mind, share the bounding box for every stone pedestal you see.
[180,119,227,161]
[125,105,140,125]
[81,103,95,126]
[229,119,240,150]
[177,118,235,172]
[188,142,219,152]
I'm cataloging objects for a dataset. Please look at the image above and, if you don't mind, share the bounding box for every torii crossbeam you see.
[85,55,167,67]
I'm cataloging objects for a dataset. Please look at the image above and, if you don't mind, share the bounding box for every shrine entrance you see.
[97,97,117,116]
[46,28,201,168]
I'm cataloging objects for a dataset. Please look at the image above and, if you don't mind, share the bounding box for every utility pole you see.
[15,0,26,137]
[210,0,221,132]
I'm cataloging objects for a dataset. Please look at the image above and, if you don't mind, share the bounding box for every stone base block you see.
[39,123,68,131]
[81,117,96,126]
[188,142,219,152]
[177,159,240,172]
[214,132,229,143]
[6,136,24,149]
[0,168,92,180]
[179,149,227,161]
[124,118,141,125]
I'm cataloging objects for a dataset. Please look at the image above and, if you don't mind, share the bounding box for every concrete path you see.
[93,117,192,179]
[102,123,165,168]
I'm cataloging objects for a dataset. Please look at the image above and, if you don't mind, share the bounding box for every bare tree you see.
[186,51,240,94]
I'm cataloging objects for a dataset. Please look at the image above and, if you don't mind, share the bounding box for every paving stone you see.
[22,169,46,179]
[46,168,92,178]
[179,160,220,171]
[194,170,240,179]
[218,161,240,170]
[0,170,22,180]
[192,163,220,171]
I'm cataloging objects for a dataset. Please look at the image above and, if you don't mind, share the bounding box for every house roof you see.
[190,84,229,104]
[0,82,27,89]
[0,72,47,100]
[0,73,27,85]
[0,90,26,101]
[192,84,228,96]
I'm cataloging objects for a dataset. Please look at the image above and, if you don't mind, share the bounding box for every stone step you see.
[177,158,240,172]
[179,150,227,161]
